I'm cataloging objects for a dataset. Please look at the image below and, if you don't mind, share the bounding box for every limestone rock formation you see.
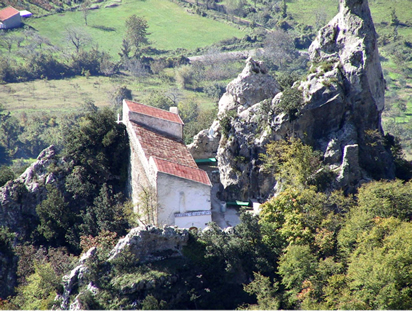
[59,247,98,310]
[0,145,61,238]
[218,57,281,116]
[190,0,394,201]
[108,225,189,263]
[0,145,65,299]
[57,225,188,310]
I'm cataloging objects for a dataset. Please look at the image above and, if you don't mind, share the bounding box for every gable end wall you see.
[3,14,21,28]
[155,170,211,227]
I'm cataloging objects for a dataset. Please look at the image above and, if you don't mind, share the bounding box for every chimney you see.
[169,107,179,115]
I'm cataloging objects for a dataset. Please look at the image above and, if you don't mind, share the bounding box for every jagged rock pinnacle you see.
[189,0,394,201]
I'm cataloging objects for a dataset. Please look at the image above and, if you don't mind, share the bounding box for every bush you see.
[175,65,196,89]
[277,87,303,117]
[203,83,226,101]
[0,165,15,187]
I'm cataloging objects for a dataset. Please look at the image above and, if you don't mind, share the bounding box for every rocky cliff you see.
[0,146,62,238]
[189,0,395,201]
[57,226,189,310]
[0,145,64,299]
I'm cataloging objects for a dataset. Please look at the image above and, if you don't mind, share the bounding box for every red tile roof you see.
[130,122,211,186]
[125,100,183,125]
[0,7,19,21]
[153,157,211,186]
[130,122,197,168]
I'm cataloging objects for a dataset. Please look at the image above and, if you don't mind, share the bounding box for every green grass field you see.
[286,0,412,37]
[26,0,245,58]
[5,0,412,146]
[0,74,218,114]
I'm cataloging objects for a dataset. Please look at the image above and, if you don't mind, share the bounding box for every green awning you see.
[195,158,217,164]
[226,200,250,207]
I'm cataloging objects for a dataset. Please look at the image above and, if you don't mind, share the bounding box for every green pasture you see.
[286,0,412,41]
[0,74,216,114]
[286,0,339,27]
[26,0,245,59]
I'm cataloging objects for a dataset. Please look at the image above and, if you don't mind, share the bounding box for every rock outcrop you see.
[189,0,394,201]
[58,225,188,310]
[108,225,189,263]
[0,145,65,299]
[0,145,61,238]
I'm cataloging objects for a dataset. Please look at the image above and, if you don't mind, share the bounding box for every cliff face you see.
[0,145,64,299]
[189,0,395,201]
[0,146,62,238]
[58,226,189,310]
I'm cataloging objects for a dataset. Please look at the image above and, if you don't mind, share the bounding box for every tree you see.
[357,179,412,221]
[80,183,129,237]
[178,100,199,124]
[137,186,158,226]
[278,244,318,308]
[124,15,150,58]
[63,108,129,200]
[64,25,92,53]
[80,0,91,26]
[144,90,174,111]
[0,165,15,186]
[0,105,22,158]
[11,261,61,310]
[263,30,298,71]
[260,138,322,190]
[344,219,412,309]
[109,85,132,107]
[242,272,280,310]
[225,0,245,21]
[118,38,132,60]
[0,32,15,53]
[282,0,287,17]
[36,185,75,246]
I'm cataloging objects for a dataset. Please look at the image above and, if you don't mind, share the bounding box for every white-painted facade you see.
[156,171,212,228]
[123,100,212,229]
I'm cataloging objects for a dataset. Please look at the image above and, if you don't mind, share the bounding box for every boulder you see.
[218,57,281,116]
[108,225,189,263]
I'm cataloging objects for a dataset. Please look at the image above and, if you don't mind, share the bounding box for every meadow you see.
[0,73,220,114]
[26,0,246,58]
[2,0,412,155]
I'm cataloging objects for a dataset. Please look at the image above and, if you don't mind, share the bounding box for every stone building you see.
[123,99,212,229]
[0,6,21,29]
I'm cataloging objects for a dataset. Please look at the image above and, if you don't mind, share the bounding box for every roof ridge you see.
[125,100,184,125]
[130,121,184,143]
[0,6,20,21]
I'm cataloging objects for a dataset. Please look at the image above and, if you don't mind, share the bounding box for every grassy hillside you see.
[25,0,245,58]
[2,0,412,156]
[0,74,219,114]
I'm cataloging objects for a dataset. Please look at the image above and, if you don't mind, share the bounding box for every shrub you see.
[277,87,303,117]
[0,165,15,187]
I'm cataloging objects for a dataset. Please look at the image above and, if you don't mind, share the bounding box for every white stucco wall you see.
[124,108,157,218]
[156,172,211,228]
[174,212,212,229]
[123,101,131,126]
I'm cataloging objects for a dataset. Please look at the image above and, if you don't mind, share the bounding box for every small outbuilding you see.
[19,10,32,18]
[0,6,21,29]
